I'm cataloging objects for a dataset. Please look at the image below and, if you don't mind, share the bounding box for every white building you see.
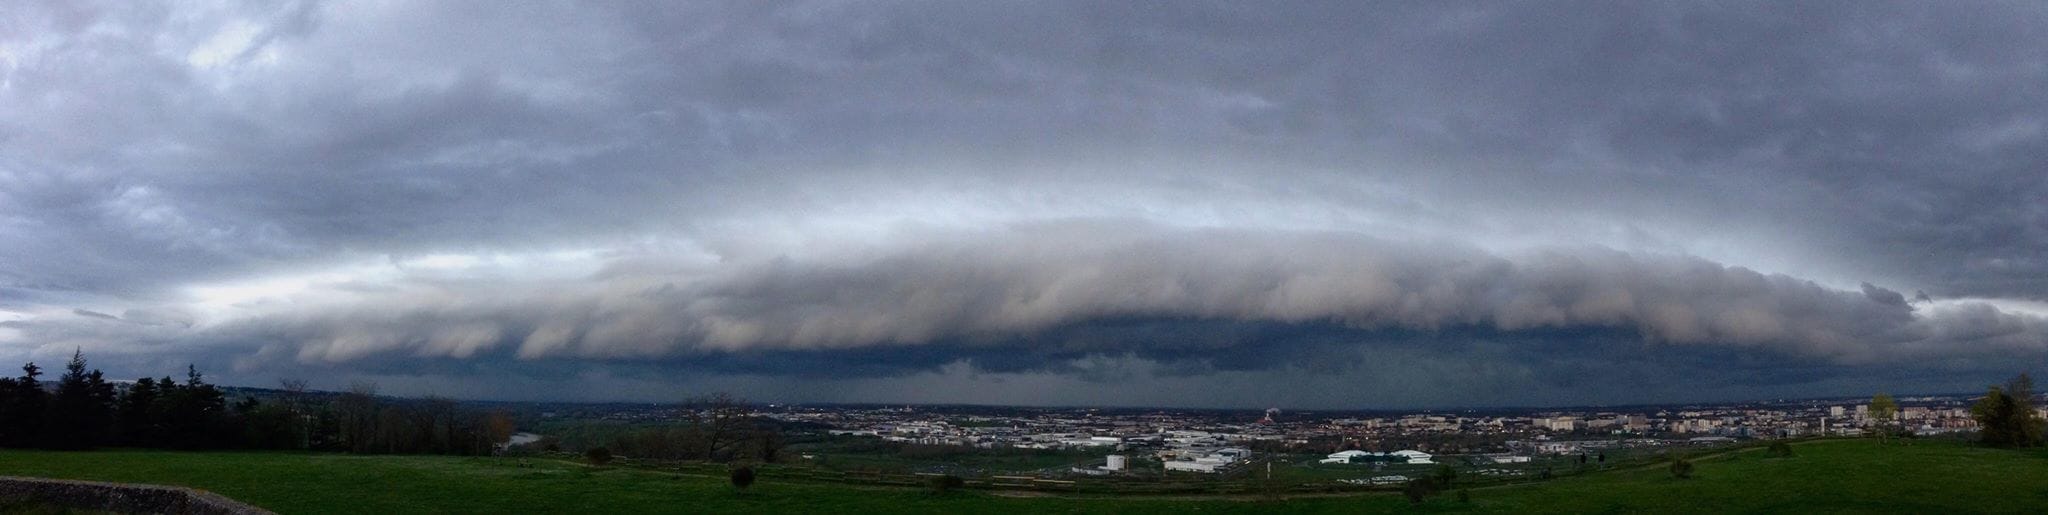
[1321,450,1378,464]
[1164,448,1252,473]
[1165,458,1228,473]
[1391,450,1434,464]
[1212,448,1252,462]
[1546,417,1578,432]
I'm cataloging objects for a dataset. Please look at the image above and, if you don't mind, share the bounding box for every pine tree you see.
[47,350,116,449]
[118,377,161,446]
[0,374,14,446]
[159,365,227,449]
[0,363,47,448]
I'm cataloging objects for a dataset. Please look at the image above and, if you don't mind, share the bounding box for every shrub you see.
[1403,478,1436,504]
[1456,489,1471,503]
[730,465,757,491]
[1668,456,1694,479]
[584,447,613,466]
[1767,441,1794,458]
[1430,464,1458,489]
[927,474,964,494]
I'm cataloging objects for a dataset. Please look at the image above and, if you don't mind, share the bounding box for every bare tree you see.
[278,379,312,448]
[685,392,755,462]
[422,396,459,453]
[278,379,310,411]
[337,381,379,453]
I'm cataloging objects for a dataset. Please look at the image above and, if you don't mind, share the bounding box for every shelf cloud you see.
[3,1,2045,406]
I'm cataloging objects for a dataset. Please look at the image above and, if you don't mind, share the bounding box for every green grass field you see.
[1,439,2044,514]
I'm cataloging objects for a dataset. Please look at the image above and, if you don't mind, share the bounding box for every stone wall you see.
[0,476,273,515]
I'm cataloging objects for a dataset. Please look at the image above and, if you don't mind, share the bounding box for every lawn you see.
[1466,438,2048,514]
[0,439,2043,513]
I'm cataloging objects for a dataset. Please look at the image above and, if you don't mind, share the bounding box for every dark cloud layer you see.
[2,1,2046,407]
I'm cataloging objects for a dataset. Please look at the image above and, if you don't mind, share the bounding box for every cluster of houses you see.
[770,394,2032,481]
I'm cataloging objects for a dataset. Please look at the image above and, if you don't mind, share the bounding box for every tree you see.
[1868,393,1898,444]
[729,465,756,493]
[1402,478,1435,504]
[337,382,380,453]
[237,397,303,450]
[45,350,116,449]
[927,474,963,495]
[2003,373,2044,445]
[1972,373,2046,447]
[6,359,504,456]
[278,379,313,448]
[157,365,227,449]
[751,425,786,463]
[421,396,460,454]
[0,374,12,445]
[278,379,310,411]
[585,447,614,466]
[1668,456,1694,479]
[116,376,160,446]
[1767,441,1794,458]
[1430,464,1458,489]
[0,363,47,448]
[686,392,756,462]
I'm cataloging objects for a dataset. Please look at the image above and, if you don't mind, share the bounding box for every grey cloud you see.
[184,224,2045,371]
[71,308,119,320]
[8,1,2046,296]
[1861,282,1908,307]
[5,1,2048,404]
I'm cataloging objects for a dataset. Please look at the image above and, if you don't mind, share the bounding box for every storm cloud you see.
[3,1,2046,407]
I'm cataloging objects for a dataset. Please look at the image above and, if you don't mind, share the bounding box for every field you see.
[2,439,2046,514]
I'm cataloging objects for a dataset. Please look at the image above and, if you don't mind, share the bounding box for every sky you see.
[2,1,2046,409]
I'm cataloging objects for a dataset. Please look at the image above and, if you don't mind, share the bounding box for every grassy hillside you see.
[0,439,2044,514]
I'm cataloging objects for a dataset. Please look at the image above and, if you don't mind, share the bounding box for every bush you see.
[927,474,964,495]
[1668,456,1694,479]
[1431,464,1458,489]
[1403,478,1436,504]
[584,447,613,466]
[1456,489,1471,503]
[1767,441,1794,458]
[730,465,756,491]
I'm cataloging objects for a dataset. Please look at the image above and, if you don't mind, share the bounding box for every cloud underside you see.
[22,225,2015,378]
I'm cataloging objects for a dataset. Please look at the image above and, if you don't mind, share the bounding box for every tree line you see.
[0,350,511,454]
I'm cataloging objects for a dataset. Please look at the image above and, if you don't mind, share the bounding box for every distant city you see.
[476,390,2029,481]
